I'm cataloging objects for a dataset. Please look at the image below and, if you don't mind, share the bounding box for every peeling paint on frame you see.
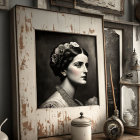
[12,5,107,140]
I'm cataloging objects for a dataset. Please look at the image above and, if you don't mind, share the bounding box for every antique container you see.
[120,49,140,135]
[71,112,91,140]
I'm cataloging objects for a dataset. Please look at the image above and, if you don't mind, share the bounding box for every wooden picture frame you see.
[104,20,133,74]
[74,0,124,16]
[104,27,123,117]
[51,0,74,8]
[104,20,134,117]
[36,0,124,16]
[11,5,106,140]
[36,0,74,9]
[0,0,9,10]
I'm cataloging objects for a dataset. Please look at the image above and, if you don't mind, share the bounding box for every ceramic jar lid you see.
[71,112,91,127]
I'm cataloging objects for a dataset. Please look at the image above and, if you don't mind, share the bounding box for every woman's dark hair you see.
[50,42,88,81]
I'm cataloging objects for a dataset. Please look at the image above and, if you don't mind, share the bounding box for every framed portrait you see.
[36,31,99,108]
[11,6,106,140]
[74,0,124,15]
[36,0,124,16]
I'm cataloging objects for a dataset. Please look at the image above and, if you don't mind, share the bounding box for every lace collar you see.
[56,86,83,107]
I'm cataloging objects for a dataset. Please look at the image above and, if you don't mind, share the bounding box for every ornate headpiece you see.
[51,42,79,64]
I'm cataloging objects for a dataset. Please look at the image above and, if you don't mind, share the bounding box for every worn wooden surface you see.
[12,5,106,140]
[75,0,124,16]
[104,21,133,120]
[40,133,140,140]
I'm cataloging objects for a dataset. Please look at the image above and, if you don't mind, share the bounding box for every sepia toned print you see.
[36,31,98,108]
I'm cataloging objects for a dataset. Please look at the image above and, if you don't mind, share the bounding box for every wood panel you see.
[40,133,140,140]
[11,5,106,140]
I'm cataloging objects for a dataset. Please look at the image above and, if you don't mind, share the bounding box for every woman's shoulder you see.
[40,91,69,108]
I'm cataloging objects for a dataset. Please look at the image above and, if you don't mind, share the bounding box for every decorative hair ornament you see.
[51,42,79,64]
[70,42,79,47]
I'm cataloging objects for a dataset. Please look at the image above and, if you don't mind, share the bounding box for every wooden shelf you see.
[39,133,140,140]
[104,19,140,26]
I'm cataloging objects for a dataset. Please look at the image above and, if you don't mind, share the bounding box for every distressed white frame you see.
[12,6,106,140]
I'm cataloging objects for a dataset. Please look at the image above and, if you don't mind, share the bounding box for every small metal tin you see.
[71,112,91,140]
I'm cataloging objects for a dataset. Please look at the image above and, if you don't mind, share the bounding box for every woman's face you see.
[66,53,88,85]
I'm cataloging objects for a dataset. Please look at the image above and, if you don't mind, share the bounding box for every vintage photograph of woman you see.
[36,31,98,108]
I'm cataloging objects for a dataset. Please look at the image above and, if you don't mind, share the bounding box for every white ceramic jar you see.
[71,112,91,140]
